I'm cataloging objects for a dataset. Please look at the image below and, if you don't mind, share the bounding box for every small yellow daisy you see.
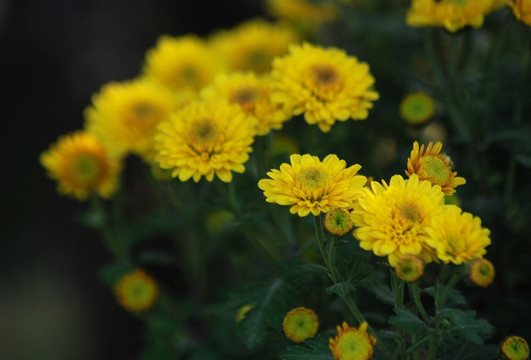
[506,0,531,26]
[114,269,158,312]
[143,35,225,91]
[425,205,491,265]
[324,208,354,237]
[154,99,256,183]
[406,0,505,32]
[210,19,298,74]
[266,0,336,24]
[258,154,367,217]
[40,131,122,201]
[468,258,495,287]
[399,92,436,125]
[352,174,446,267]
[84,78,180,160]
[200,72,292,135]
[329,322,376,360]
[500,335,530,360]
[283,307,319,343]
[271,42,379,133]
[406,141,466,195]
[395,254,425,282]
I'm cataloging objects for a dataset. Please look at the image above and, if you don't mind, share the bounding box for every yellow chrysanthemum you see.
[283,307,319,343]
[329,322,376,360]
[200,72,291,135]
[210,19,298,74]
[425,205,491,264]
[258,154,367,217]
[84,79,181,160]
[406,0,505,32]
[395,254,425,282]
[406,141,466,195]
[506,0,531,25]
[468,258,495,287]
[40,131,122,201]
[114,269,158,312]
[143,35,225,91]
[154,100,256,183]
[271,42,379,133]
[501,335,530,360]
[324,208,354,237]
[266,0,336,24]
[352,174,446,267]
[399,92,436,125]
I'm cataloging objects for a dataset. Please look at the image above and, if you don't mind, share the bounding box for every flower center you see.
[230,87,259,112]
[304,63,343,101]
[399,203,421,223]
[179,66,198,84]
[299,166,329,190]
[446,234,464,255]
[192,118,218,143]
[248,49,271,72]
[417,156,451,186]
[73,154,101,183]
[336,332,372,359]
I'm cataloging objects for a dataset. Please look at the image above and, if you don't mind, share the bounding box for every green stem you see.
[313,216,394,360]
[426,330,439,360]
[392,272,407,360]
[440,273,461,309]
[410,283,430,323]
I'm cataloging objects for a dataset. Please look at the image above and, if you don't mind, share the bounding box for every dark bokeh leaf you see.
[326,282,356,297]
[280,334,334,360]
[389,308,428,333]
[438,309,493,344]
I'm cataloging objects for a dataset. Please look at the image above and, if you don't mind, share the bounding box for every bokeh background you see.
[1,1,262,359]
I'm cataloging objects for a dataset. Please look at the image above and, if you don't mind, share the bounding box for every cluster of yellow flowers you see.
[259,141,491,269]
[41,15,381,199]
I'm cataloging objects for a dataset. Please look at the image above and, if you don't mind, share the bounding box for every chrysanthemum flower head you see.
[467,258,495,287]
[399,92,436,125]
[40,131,122,201]
[506,0,531,26]
[324,208,354,237]
[210,19,298,74]
[258,154,367,217]
[84,79,181,160]
[395,254,425,282]
[154,99,256,183]
[114,269,158,312]
[352,174,446,266]
[406,0,505,32]
[271,42,379,133]
[200,72,291,135]
[406,141,466,195]
[283,307,319,343]
[329,322,376,360]
[143,35,225,91]
[266,0,336,24]
[500,335,530,360]
[425,205,491,264]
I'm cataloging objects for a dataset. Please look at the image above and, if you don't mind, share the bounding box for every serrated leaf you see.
[360,278,395,305]
[301,263,330,275]
[438,309,493,344]
[326,282,356,297]
[238,279,285,349]
[335,242,373,285]
[280,334,334,360]
[423,286,466,305]
[389,308,427,333]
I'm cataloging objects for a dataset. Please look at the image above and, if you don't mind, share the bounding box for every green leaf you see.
[437,309,493,344]
[326,282,356,297]
[516,154,531,168]
[388,308,428,333]
[334,241,373,285]
[280,334,334,360]
[424,286,466,305]
[360,278,395,305]
[238,279,285,349]
[301,263,330,276]
[480,128,531,150]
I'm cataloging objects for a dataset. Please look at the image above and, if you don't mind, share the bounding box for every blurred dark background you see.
[1,1,263,359]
